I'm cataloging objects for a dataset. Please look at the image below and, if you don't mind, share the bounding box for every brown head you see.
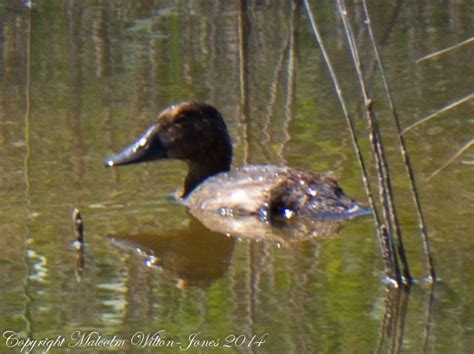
[104,102,233,197]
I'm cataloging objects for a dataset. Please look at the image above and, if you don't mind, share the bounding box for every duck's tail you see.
[342,201,372,219]
[300,200,372,221]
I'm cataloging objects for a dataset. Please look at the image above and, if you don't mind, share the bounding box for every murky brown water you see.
[0,1,473,353]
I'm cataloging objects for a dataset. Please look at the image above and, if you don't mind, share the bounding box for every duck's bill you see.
[104,124,166,167]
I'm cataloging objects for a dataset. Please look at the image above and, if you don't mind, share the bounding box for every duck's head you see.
[104,102,233,198]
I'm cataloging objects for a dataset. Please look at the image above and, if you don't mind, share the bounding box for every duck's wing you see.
[269,169,370,220]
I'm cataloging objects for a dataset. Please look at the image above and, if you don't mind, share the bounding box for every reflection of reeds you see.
[375,287,410,354]
[375,284,436,354]
[364,0,403,87]
[422,283,436,353]
[66,0,86,190]
[280,0,300,162]
[239,0,250,164]
[261,37,289,161]
[22,1,33,338]
[239,1,256,348]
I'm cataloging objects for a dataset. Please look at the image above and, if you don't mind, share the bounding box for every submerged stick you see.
[72,208,85,282]
[416,37,474,63]
[401,92,474,135]
[72,208,84,245]
[303,0,398,280]
[360,0,435,281]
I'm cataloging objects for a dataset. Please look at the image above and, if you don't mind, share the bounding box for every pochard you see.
[104,102,369,221]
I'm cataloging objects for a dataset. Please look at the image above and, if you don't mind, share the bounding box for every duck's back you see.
[185,165,368,220]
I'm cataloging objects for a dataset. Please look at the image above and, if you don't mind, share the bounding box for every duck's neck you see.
[182,159,231,198]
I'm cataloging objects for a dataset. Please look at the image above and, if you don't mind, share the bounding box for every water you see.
[0,1,473,353]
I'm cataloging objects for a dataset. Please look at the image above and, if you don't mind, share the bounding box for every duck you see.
[104,101,369,222]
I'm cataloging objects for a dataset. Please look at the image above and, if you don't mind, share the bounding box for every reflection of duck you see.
[104,102,369,221]
[109,217,235,288]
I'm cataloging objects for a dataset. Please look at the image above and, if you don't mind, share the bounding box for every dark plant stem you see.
[361,0,435,282]
[336,0,411,285]
[303,0,398,280]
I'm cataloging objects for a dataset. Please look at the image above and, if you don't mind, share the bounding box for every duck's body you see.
[187,164,366,220]
[105,102,368,222]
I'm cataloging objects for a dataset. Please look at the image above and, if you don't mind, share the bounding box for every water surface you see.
[0,1,473,353]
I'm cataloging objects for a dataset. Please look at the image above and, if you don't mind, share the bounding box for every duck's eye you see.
[174,114,187,124]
